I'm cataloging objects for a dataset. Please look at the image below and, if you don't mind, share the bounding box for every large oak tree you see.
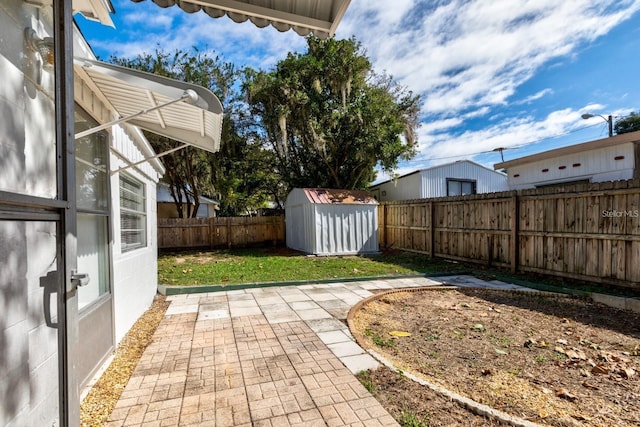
[245,37,421,191]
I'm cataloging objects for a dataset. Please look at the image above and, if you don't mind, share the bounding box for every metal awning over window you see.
[131,0,351,39]
[74,58,223,153]
[27,0,116,27]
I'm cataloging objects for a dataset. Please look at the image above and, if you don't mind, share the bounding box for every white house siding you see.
[506,143,636,190]
[110,125,162,344]
[373,172,422,201]
[75,30,164,350]
[1,2,60,426]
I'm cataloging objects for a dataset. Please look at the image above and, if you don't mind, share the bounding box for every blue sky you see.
[76,0,640,184]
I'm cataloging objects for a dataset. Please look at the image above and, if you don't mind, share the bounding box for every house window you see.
[75,106,110,310]
[447,179,476,196]
[120,174,147,251]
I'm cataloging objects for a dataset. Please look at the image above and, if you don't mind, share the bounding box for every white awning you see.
[74,0,116,26]
[27,0,116,27]
[74,58,224,153]
[131,0,351,39]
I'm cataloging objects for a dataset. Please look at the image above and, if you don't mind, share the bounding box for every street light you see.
[581,113,613,137]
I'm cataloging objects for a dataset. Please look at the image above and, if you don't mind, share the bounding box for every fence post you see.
[208,217,213,248]
[227,217,232,249]
[510,193,519,273]
[429,202,435,258]
[379,204,386,249]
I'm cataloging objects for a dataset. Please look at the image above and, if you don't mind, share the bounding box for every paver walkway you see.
[106,276,530,426]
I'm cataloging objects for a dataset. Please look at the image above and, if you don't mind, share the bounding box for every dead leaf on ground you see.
[592,364,609,375]
[389,330,411,337]
[555,388,578,401]
[565,348,587,360]
[620,368,635,379]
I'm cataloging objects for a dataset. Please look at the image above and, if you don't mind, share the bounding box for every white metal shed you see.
[286,188,379,255]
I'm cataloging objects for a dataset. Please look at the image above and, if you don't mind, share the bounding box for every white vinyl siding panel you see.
[421,161,508,198]
[506,143,636,190]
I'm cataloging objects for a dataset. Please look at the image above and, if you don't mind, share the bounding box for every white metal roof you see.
[74,58,224,153]
[131,0,351,38]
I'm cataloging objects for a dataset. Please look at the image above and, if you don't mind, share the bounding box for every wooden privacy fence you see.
[158,216,285,249]
[379,179,640,289]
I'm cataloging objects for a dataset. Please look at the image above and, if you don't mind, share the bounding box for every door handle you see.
[40,270,59,328]
[71,271,90,288]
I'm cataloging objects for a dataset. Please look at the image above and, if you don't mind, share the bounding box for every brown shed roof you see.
[303,188,377,204]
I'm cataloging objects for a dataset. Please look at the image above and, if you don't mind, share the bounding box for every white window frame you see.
[446,178,477,196]
[119,173,147,252]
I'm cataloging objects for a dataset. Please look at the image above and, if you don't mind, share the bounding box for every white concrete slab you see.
[327,341,365,357]
[340,354,380,374]
[316,330,353,345]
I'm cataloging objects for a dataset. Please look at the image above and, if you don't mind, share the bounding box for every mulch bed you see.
[80,295,169,427]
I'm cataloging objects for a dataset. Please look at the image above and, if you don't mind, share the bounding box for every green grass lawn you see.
[158,247,464,286]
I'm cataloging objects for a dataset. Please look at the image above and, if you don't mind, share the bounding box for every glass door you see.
[0,1,79,425]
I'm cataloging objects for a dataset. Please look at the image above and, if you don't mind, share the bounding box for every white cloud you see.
[514,88,554,105]
[337,0,640,182]
[96,0,307,68]
[340,0,640,115]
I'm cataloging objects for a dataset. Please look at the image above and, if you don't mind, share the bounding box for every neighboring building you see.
[494,131,640,190]
[369,160,508,201]
[157,183,220,218]
[1,1,351,425]
[286,188,379,255]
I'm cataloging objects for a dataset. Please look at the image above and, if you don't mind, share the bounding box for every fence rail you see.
[158,216,285,249]
[379,179,640,290]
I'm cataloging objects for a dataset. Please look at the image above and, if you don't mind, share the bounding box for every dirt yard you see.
[351,288,640,427]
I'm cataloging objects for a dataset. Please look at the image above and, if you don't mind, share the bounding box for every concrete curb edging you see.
[346,286,549,427]
[369,348,543,427]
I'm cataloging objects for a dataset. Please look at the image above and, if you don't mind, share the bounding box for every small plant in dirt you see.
[490,334,511,348]
[428,351,441,360]
[424,333,439,341]
[372,333,395,348]
[398,409,429,427]
[356,370,376,394]
[534,354,547,364]
[452,329,465,339]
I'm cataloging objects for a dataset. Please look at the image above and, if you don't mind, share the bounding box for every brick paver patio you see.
[105,276,529,426]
